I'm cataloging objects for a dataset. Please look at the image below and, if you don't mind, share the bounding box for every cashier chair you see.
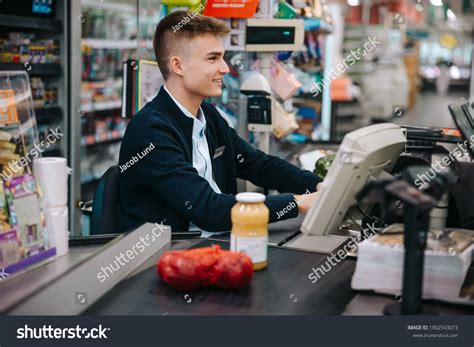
[91,166,120,235]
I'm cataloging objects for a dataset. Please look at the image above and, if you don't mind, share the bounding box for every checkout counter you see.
[1,218,471,315]
[1,120,473,316]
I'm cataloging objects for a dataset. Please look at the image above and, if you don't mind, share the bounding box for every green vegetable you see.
[314,154,335,179]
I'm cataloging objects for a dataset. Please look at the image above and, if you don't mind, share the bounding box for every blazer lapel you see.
[153,87,194,161]
[204,117,223,191]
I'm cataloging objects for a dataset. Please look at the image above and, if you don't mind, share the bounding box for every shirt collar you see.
[163,85,206,127]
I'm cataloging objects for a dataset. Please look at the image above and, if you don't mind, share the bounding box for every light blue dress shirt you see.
[163,85,221,194]
[163,86,226,237]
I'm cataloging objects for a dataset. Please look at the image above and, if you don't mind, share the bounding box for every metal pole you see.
[69,0,83,236]
[257,52,273,154]
[401,205,429,314]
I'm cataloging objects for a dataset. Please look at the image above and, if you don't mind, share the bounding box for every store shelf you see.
[82,0,135,13]
[138,39,154,50]
[81,100,122,113]
[82,132,123,147]
[82,75,122,82]
[81,39,138,50]
[34,106,63,122]
[0,14,62,32]
[304,18,333,34]
[0,63,61,77]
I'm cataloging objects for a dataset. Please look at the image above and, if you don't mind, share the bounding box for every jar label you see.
[230,234,268,263]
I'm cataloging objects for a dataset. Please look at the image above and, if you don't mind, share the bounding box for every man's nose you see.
[219,59,230,75]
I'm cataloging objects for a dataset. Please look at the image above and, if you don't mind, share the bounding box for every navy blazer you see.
[118,87,321,232]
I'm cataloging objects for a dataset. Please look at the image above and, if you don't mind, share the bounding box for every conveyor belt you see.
[85,240,357,315]
[209,214,304,246]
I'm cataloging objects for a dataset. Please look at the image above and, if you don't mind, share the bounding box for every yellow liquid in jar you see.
[231,193,269,271]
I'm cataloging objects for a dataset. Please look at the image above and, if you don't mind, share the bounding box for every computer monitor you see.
[245,19,304,52]
[301,123,407,236]
[448,98,474,158]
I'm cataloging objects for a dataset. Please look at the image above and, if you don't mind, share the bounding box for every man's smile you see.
[212,78,223,86]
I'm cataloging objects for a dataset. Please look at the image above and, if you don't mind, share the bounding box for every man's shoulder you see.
[201,102,233,130]
[126,100,175,133]
[122,100,179,151]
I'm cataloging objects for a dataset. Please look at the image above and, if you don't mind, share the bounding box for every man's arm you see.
[127,120,303,231]
[228,126,321,194]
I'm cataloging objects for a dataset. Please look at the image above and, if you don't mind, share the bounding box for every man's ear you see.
[169,55,185,77]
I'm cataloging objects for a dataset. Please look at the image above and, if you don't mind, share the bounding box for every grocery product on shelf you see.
[0,228,22,269]
[31,78,59,108]
[81,6,137,40]
[37,124,62,153]
[0,125,29,182]
[0,173,56,276]
[0,90,19,125]
[81,46,135,81]
[81,115,127,145]
[0,33,60,64]
[81,79,122,112]
[0,184,12,232]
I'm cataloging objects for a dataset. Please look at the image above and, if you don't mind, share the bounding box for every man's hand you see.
[294,182,323,214]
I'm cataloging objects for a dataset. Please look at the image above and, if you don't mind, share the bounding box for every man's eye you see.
[209,57,217,61]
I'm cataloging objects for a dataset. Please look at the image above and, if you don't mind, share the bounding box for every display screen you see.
[246,26,295,45]
[32,0,54,15]
[0,0,55,17]
[462,103,474,127]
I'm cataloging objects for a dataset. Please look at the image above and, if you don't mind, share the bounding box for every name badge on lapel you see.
[213,145,225,159]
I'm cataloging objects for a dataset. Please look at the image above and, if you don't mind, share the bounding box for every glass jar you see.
[230,192,269,271]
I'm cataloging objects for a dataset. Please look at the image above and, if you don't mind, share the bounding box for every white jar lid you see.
[235,192,266,203]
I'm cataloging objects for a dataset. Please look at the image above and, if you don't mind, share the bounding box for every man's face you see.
[173,34,229,98]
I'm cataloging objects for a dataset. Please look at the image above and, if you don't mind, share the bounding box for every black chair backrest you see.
[91,166,120,235]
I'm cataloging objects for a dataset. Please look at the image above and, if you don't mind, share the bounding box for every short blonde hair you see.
[153,11,230,80]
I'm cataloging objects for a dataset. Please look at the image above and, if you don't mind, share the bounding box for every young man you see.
[118,11,321,233]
